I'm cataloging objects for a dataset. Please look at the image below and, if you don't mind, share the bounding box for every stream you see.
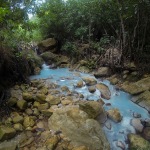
[30,64,150,150]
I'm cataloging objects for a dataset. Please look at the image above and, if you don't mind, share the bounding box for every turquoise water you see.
[30,64,150,150]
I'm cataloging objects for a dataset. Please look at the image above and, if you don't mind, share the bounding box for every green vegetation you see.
[0,0,150,92]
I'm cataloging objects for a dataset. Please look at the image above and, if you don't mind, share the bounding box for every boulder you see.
[14,123,23,131]
[46,95,61,105]
[38,38,57,53]
[143,127,150,141]
[96,83,111,100]
[128,134,150,150]
[78,66,90,73]
[0,126,16,141]
[121,77,150,95]
[78,101,104,119]
[94,67,111,77]
[72,146,89,150]
[107,108,122,122]
[131,119,143,132]
[48,106,110,150]
[40,52,58,65]
[82,77,97,86]
[12,115,24,124]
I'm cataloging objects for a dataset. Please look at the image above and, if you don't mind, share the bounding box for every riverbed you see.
[30,64,150,150]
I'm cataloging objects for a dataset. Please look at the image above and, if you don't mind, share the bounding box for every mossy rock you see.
[128,133,150,150]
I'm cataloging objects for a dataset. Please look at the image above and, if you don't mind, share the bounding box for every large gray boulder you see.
[48,106,110,150]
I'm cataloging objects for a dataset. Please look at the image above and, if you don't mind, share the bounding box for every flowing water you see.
[30,64,150,150]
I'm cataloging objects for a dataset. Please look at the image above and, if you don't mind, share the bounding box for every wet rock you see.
[116,141,125,150]
[107,108,122,122]
[17,100,28,110]
[96,83,111,100]
[105,121,111,130]
[20,136,34,148]
[133,112,141,118]
[109,77,118,85]
[94,67,111,77]
[78,101,104,119]
[48,106,110,150]
[76,80,84,88]
[61,86,69,92]
[78,66,90,73]
[45,135,59,150]
[131,118,143,132]
[35,93,46,103]
[128,133,150,149]
[14,123,23,131]
[88,86,96,93]
[0,126,16,141]
[22,92,34,101]
[40,87,48,95]
[23,116,35,128]
[46,95,61,105]
[82,77,97,86]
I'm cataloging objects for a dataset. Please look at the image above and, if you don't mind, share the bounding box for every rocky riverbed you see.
[0,65,150,150]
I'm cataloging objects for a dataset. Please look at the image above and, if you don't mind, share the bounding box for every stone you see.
[17,100,27,110]
[45,135,59,150]
[48,106,110,150]
[109,77,118,85]
[78,66,90,73]
[0,126,16,141]
[143,127,150,140]
[23,116,35,128]
[96,83,111,100]
[82,77,97,86]
[88,86,96,93]
[22,92,34,101]
[35,93,46,103]
[32,108,40,116]
[40,87,48,95]
[107,108,122,122]
[38,103,50,111]
[78,101,104,119]
[12,115,24,124]
[61,86,69,92]
[0,142,17,150]
[133,112,141,118]
[46,95,61,105]
[61,100,72,105]
[116,141,125,150]
[38,38,57,52]
[128,133,150,149]
[33,101,40,108]
[40,52,58,64]
[41,109,53,117]
[131,119,143,132]
[25,108,33,115]
[76,81,84,88]
[14,123,23,131]
[121,77,150,95]
[72,146,89,150]
[7,97,17,107]
[94,67,111,77]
